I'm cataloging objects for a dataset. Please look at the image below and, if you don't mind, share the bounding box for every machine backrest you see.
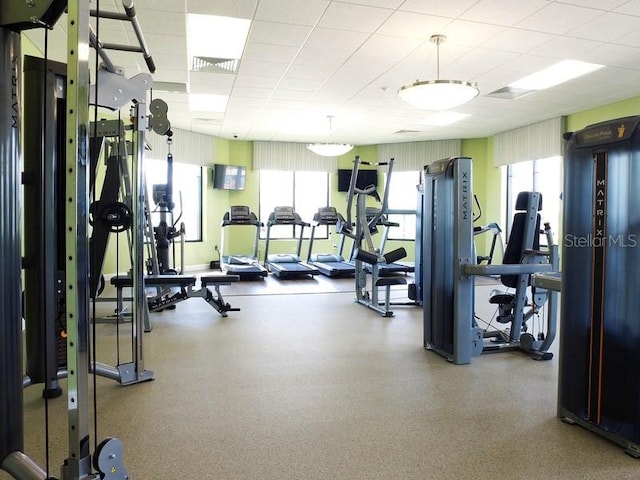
[501,191,542,288]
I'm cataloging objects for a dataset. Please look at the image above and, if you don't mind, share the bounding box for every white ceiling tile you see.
[516,3,605,34]
[231,86,275,99]
[318,2,393,33]
[234,74,281,89]
[303,28,369,51]
[399,0,479,18]
[480,28,556,54]
[376,11,452,39]
[529,36,602,59]
[286,63,337,80]
[440,20,507,47]
[558,0,628,10]
[461,0,550,25]
[277,77,325,91]
[185,0,258,18]
[135,0,185,12]
[247,22,313,46]
[242,42,300,63]
[342,0,404,7]
[254,0,330,26]
[567,12,640,42]
[238,60,290,77]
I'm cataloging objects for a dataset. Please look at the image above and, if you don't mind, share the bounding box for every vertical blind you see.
[145,127,215,166]
[253,141,338,172]
[493,117,565,167]
[376,139,461,171]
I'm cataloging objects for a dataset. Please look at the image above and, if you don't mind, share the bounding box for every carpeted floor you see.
[5,285,639,480]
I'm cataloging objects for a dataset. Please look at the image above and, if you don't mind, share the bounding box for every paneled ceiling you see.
[25,0,640,145]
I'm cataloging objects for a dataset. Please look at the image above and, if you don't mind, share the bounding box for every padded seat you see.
[201,274,239,285]
[375,277,407,287]
[489,294,514,305]
[110,274,196,288]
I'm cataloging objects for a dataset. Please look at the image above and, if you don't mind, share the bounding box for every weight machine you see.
[342,156,408,317]
[2,1,156,478]
[553,116,640,457]
[422,157,557,364]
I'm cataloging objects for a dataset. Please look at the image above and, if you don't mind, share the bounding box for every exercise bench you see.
[110,273,240,331]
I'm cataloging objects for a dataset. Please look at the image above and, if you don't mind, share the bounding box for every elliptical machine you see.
[150,131,185,275]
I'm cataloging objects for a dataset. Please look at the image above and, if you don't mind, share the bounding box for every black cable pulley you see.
[99,201,133,233]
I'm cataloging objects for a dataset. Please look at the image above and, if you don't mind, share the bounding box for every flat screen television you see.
[337,168,378,192]
[213,164,246,190]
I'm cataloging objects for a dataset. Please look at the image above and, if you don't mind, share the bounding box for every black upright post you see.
[0,26,23,466]
[23,55,67,398]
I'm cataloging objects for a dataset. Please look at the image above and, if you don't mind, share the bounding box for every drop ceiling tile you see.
[343,0,404,7]
[248,22,313,46]
[303,28,369,51]
[277,76,325,91]
[137,0,187,13]
[559,0,628,10]
[242,42,301,63]
[317,2,393,33]
[480,28,556,54]
[439,20,507,47]
[461,0,550,26]
[238,60,290,77]
[529,36,601,59]
[376,11,452,39]
[285,63,338,80]
[567,12,640,42]
[185,0,258,18]
[515,2,605,34]
[399,0,479,18]
[254,0,330,25]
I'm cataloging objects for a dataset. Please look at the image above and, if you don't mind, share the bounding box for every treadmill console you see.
[273,206,296,223]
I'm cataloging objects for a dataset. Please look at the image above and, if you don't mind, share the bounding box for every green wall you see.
[19,32,640,273]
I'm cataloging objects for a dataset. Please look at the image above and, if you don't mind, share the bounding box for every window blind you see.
[145,127,215,166]
[376,139,461,171]
[493,117,565,167]
[253,141,338,172]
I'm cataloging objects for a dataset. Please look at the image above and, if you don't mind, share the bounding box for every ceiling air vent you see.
[191,56,240,74]
[486,86,533,100]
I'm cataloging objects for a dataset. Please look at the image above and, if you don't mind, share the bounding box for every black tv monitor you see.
[213,164,246,190]
[337,168,378,192]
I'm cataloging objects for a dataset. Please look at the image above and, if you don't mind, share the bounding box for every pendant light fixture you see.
[307,116,354,157]
[398,34,479,110]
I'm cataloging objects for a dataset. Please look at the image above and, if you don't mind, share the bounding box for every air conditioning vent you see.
[191,56,239,74]
[486,86,533,100]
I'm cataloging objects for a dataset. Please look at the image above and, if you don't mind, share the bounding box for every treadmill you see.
[263,206,319,279]
[220,205,268,280]
[306,207,355,277]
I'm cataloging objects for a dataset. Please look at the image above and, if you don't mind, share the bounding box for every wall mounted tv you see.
[337,169,378,192]
[213,164,246,190]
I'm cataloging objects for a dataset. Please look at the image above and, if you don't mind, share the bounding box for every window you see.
[259,170,329,239]
[505,156,562,243]
[385,171,420,241]
[145,158,203,241]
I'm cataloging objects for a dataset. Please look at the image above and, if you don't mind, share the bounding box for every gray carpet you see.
[6,290,639,480]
